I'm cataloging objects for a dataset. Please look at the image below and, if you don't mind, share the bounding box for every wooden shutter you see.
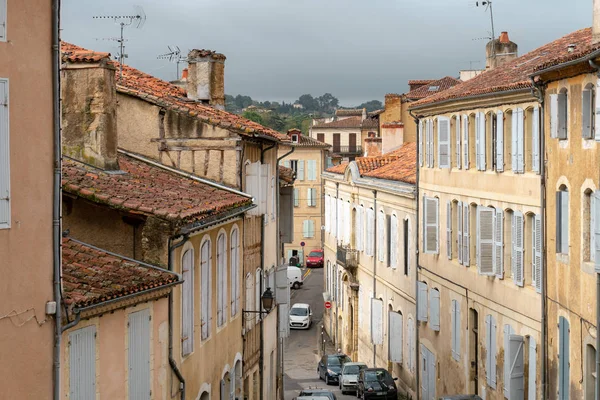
[419,120,424,166]
[297,160,304,180]
[558,92,568,139]
[513,211,524,286]
[558,317,570,399]
[463,203,470,266]
[478,112,486,170]
[456,117,461,168]
[458,201,463,264]
[371,298,383,345]
[592,192,600,271]
[550,93,559,138]
[447,201,452,259]
[485,315,497,388]
[129,309,151,400]
[429,289,440,331]
[217,235,226,327]
[477,206,494,275]
[516,109,525,173]
[390,214,398,268]
[231,229,240,316]
[0,79,8,228]
[438,117,450,168]
[463,115,470,170]
[0,0,6,41]
[429,119,435,167]
[407,318,415,371]
[451,299,460,361]
[528,337,537,400]
[533,215,542,293]
[508,335,525,400]
[388,311,403,363]
[532,107,540,173]
[378,211,385,262]
[503,324,515,397]
[69,325,96,399]
[182,249,194,355]
[494,209,504,278]
[556,191,569,254]
[201,241,212,339]
[424,197,439,254]
[417,281,428,322]
[596,81,600,140]
[511,111,518,172]
[496,110,504,172]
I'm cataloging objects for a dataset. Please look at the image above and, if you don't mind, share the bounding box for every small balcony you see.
[331,145,363,155]
[337,244,358,270]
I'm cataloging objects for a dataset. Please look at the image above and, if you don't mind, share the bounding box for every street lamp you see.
[242,288,275,400]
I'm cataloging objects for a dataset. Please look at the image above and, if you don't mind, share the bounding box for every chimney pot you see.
[186,49,226,109]
[181,68,188,81]
[499,31,509,43]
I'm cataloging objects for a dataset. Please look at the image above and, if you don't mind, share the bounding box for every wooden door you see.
[333,133,340,152]
[349,133,356,152]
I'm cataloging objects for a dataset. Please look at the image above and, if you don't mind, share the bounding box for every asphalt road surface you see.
[283,267,355,400]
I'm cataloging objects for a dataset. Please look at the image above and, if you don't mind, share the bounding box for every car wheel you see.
[325,375,329,385]
[293,282,300,289]
[356,389,360,398]
[318,368,322,380]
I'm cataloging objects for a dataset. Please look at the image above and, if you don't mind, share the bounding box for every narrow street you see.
[283,268,354,400]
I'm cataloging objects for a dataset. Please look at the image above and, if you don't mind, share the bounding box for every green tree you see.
[317,93,339,113]
[357,100,383,112]
[298,94,318,111]
[242,111,263,124]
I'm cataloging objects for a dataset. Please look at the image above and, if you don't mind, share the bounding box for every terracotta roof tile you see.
[62,153,252,224]
[62,237,179,310]
[405,76,462,100]
[62,46,110,63]
[335,108,365,117]
[291,134,331,148]
[325,162,348,174]
[278,165,295,184]
[355,156,399,175]
[412,28,595,108]
[61,42,288,142]
[361,117,379,129]
[312,116,362,129]
[362,143,416,184]
[408,79,435,85]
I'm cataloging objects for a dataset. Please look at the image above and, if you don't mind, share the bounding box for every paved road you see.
[283,268,355,400]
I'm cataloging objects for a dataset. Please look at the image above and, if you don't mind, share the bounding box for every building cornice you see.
[322,171,415,198]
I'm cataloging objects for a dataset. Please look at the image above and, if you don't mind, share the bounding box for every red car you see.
[306,249,324,268]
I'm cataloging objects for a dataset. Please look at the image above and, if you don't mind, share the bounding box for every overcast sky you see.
[62,0,591,106]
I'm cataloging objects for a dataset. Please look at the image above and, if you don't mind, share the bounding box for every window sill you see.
[556,253,570,264]
[582,261,596,275]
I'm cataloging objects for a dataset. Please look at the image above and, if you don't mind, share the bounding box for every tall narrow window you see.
[390,214,398,268]
[231,228,240,317]
[128,309,151,399]
[462,115,470,170]
[307,188,316,207]
[377,210,386,263]
[182,248,194,355]
[423,196,439,254]
[0,78,9,228]
[496,110,504,172]
[551,90,568,139]
[438,116,450,168]
[455,115,461,169]
[388,310,403,364]
[475,112,486,171]
[366,207,375,256]
[69,325,96,399]
[558,317,570,400]
[446,201,452,260]
[451,299,460,361]
[556,187,569,254]
[403,218,410,276]
[583,85,595,139]
[217,234,227,327]
[512,108,524,173]
[585,344,596,399]
[485,314,497,388]
[201,240,212,339]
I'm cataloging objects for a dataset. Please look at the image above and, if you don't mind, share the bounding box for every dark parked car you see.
[438,396,483,400]
[298,389,337,400]
[356,368,398,400]
[306,249,324,268]
[317,354,352,385]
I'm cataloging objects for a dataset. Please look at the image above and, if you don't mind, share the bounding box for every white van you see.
[287,266,303,289]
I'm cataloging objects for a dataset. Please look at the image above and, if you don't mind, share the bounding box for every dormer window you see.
[428,86,440,91]
[292,134,298,143]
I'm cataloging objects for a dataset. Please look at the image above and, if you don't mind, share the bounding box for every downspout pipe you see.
[168,234,189,400]
[408,108,421,400]
[52,1,62,399]
[335,182,340,346]
[372,190,377,367]
[530,76,547,400]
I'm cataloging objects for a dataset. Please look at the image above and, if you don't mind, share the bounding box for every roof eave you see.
[530,48,600,77]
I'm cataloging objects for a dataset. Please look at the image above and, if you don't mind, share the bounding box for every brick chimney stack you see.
[486,31,518,69]
[594,0,600,44]
[186,49,226,110]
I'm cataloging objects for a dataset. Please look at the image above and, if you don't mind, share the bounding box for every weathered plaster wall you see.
[0,2,54,398]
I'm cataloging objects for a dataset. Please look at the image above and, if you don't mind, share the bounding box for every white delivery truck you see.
[287,266,303,289]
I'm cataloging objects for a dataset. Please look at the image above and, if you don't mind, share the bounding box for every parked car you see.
[338,362,367,394]
[297,396,329,400]
[298,389,337,400]
[288,266,303,289]
[438,396,483,400]
[306,249,324,268]
[356,368,398,400]
[317,353,352,385]
[289,303,312,329]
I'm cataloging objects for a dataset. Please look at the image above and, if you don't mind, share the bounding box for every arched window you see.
[230,227,240,317]
[585,344,596,399]
[201,239,212,340]
[181,248,194,356]
[217,233,227,327]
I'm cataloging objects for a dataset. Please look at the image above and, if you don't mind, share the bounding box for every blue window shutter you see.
[528,337,537,400]
[429,289,440,331]
[557,93,568,139]
[559,317,570,400]
[550,94,559,138]
[417,281,428,322]
[129,309,151,400]
[532,107,540,173]
[561,191,569,254]
[297,160,304,180]
[496,110,504,172]
[69,325,96,399]
[0,79,9,228]
[181,249,194,355]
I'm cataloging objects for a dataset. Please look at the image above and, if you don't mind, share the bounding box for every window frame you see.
[0,77,9,229]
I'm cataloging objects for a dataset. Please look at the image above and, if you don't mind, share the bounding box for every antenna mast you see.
[157,46,187,79]
[475,1,496,61]
[93,6,146,80]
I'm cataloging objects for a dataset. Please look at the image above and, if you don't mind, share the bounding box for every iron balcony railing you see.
[337,244,358,269]
[331,145,363,155]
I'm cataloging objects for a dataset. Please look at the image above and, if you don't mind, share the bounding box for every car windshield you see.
[343,365,364,374]
[290,307,308,316]
[328,355,351,366]
[364,371,388,382]
[308,251,322,257]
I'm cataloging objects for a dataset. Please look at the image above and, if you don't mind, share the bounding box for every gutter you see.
[52,0,62,398]
[178,203,256,236]
[118,148,252,199]
[408,87,530,113]
[530,48,600,77]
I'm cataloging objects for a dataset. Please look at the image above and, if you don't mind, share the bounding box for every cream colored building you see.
[321,143,418,398]
[0,1,55,398]
[279,129,330,263]
[531,24,600,400]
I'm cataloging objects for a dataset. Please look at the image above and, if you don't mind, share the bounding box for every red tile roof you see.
[62,153,252,224]
[362,143,416,184]
[62,47,110,63]
[61,42,288,142]
[312,116,363,129]
[336,108,365,117]
[279,165,295,184]
[62,237,179,310]
[412,28,595,108]
[355,156,399,175]
[325,162,348,174]
[361,117,379,129]
[408,79,435,85]
[291,134,331,148]
[405,76,462,100]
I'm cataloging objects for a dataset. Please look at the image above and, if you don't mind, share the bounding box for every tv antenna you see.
[93,5,147,80]
[157,46,187,80]
[474,1,496,60]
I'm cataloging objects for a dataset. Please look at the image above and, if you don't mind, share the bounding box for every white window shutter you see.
[503,324,515,397]
[294,188,299,207]
[477,206,494,275]
[201,241,211,339]
[0,0,6,41]
[463,115,470,170]
[424,120,430,167]
[429,119,435,167]
[475,113,481,170]
[344,202,351,245]
[532,107,540,173]
[371,298,383,345]
[308,160,316,180]
[595,81,600,140]
[592,192,600,269]
[491,316,498,388]
[309,220,315,238]
[297,160,305,180]
[496,110,504,172]
[447,201,452,259]
[438,117,450,168]
[458,201,463,265]
[303,220,308,237]
[427,120,432,167]
[557,93,568,139]
[508,335,525,399]
[417,281,428,322]
[533,214,542,293]
[424,197,439,254]
[306,188,311,206]
[182,249,194,355]
[388,311,403,363]
[478,112,486,170]
[463,203,470,266]
[511,111,518,172]
[367,208,375,256]
[260,164,269,214]
[583,89,593,139]
[561,191,569,254]
[419,120,424,166]
[550,93,559,138]
[451,299,460,361]
[378,211,385,262]
[528,338,537,400]
[494,209,504,278]
[517,109,525,173]
[324,196,330,231]
[407,318,415,371]
[429,289,440,331]
[456,117,461,169]
[0,79,8,228]
[390,214,398,268]
[513,211,524,287]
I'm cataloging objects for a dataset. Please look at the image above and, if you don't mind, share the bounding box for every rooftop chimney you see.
[187,49,226,110]
[594,0,600,44]
[61,53,119,170]
[486,31,518,70]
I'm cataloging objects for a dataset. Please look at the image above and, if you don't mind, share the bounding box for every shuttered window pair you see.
[485,314,497,388]
[307,188,317,207]
[0,79,9,228]
[451,300,461,361]
[437,117,450,168]
[423,196,439,254]
[456,201,471,267]
[388,311,403,363]
[475,112,486,171]
[366,207,375,256]
[550,91,568,140]
[303,220,315,238]
[556,190,569,254]
[377,211,386,263]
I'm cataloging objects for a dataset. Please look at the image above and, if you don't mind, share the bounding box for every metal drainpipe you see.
[409,108,421,400]
[372,190,377,367]
[335,182,339,347]
[168,235,189,400]
[52,0,62,398]
[530,76,547,400]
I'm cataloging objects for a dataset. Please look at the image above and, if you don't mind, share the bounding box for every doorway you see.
[349,133,356,153]
[333,133,340,153]
[469,308,479,394]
